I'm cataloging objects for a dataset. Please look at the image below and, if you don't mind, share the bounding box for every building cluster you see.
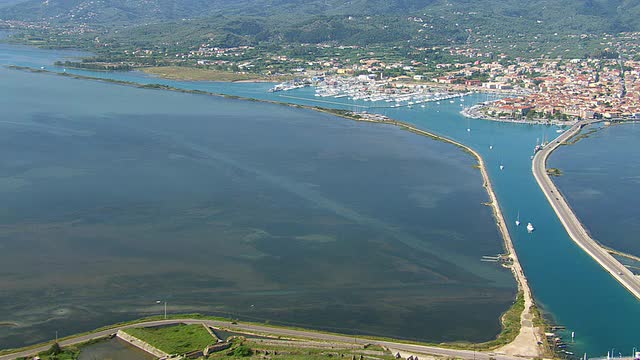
[5,16,640,121]
[477,58,640,120]
[180,44,254,60]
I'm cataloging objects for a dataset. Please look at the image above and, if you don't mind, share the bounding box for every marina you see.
[280,75,475,108]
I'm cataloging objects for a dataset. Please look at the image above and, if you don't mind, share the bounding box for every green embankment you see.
[207,339,396,359]
[563,127,599,146]
[17,343,80,360]
[440,291,525,350]
[0,313,223,356]
[123,324,216,355]
[546,168,563,176]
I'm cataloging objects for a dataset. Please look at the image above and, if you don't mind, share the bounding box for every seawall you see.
[116,329,170,359]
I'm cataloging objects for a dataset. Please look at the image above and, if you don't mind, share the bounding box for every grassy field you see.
[123,324,217,355]
[205,340,397,360]
[141,66,277,82]
[18,343,81,360]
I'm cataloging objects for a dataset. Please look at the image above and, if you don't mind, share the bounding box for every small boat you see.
[489,145,493,150]
[467,128,471,132]
[500,165,505,171]
[516,212,520,226]
[527,222,535,233]
[436,101,441,105]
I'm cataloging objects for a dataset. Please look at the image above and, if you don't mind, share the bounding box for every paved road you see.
[0,319,528,360]
[532,119,640,300]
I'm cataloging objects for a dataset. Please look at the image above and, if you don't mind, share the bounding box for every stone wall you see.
[116,329,171,359]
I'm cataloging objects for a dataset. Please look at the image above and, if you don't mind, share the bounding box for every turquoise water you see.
[550,123,640,258]
[0,41,639,356]
[0,62,515,347]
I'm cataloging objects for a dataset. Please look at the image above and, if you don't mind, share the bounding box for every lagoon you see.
[1,39,640,356]
[0,66,514,348]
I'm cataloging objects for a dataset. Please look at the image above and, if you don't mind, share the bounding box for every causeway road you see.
[532,119,640,300]
[0,319,527,360]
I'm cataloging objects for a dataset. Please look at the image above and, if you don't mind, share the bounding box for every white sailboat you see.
[527,222,535,233]
[515,212,520,226]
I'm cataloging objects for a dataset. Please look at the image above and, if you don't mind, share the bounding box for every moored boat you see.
[527,222,535,233]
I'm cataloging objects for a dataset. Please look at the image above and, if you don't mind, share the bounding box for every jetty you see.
[532,119,640,300]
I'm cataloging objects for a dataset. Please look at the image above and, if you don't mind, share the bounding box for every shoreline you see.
[461,105,577,127]
[2,64,542,356]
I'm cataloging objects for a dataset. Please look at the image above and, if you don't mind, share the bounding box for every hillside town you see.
[272,53,640,122]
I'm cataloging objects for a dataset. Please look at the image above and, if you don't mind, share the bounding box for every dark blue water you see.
[1,41,639,356]
[550,123,640,258]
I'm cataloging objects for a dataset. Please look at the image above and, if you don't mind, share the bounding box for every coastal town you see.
[125,43,640,122]
[269,53,640,123]
[4,15,640,123]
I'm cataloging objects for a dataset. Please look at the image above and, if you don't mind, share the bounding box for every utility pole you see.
[157,300,167,320]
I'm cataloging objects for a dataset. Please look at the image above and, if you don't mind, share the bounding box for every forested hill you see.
[2,0,639,30]
[1,0,640,49]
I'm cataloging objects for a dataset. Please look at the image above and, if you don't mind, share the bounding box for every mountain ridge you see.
[1,0,639,52]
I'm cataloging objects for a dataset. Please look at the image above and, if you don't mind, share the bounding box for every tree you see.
[46,342,62,355]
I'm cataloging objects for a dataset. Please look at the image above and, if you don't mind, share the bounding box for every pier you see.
[532,119,640,300]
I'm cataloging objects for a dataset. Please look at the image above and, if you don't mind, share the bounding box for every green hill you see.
[2,0,639,30]
[1,0,639,54]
